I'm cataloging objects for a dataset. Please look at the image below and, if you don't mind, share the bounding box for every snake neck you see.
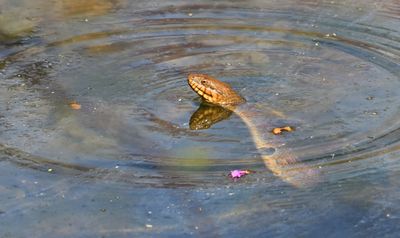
[233,107,313,186]
[188,73,317,187]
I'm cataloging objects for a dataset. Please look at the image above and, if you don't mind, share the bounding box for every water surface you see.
[0,0,399,237]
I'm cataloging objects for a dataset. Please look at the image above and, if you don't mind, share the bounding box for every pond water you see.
[0,0,399,237]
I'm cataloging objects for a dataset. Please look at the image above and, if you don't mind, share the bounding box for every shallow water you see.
[0,0,399,237]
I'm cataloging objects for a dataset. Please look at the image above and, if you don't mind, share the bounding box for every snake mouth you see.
[188,77,218,103]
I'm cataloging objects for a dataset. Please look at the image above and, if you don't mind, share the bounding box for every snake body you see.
[188,73,315,186]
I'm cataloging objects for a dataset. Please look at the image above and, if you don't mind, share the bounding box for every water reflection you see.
[60,0,125,17]
[0,0,400,236]
[189,103,233,130]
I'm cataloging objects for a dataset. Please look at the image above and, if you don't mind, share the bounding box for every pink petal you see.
[230,170,250,178]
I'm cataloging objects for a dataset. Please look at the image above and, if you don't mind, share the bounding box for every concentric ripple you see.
[1,1,399,188]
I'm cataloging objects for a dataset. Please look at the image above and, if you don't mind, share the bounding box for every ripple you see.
[0,2,399,188]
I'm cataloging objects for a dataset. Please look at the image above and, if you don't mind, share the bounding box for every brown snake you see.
[188,73,316,186]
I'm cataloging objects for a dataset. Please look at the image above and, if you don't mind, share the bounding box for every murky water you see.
[1,0,399,237]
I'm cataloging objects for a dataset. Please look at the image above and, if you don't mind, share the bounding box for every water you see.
[0,0,399,237]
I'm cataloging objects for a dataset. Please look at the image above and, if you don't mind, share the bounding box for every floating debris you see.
[272,126,294,135]
[69,101,81,110]
[324,33,337,38]
[229,170,251,179]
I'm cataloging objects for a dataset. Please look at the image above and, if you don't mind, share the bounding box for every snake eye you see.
[201,80,207,85]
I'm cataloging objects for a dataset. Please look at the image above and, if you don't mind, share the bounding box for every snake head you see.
[187,73,245,106]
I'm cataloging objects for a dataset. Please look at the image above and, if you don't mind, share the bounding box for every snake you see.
[187,73,316,186]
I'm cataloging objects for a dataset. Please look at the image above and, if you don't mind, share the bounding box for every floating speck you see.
[69,102,81,110]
